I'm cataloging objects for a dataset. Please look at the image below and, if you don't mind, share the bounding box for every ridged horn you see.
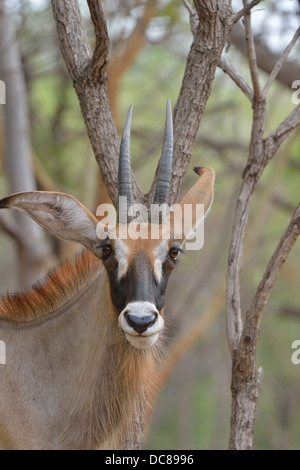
[118,105,133,222]
[153,99,173,205]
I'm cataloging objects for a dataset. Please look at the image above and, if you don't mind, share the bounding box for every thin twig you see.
[231,0,263,27]
[264,104,300,162]
[182,0,198,37]
[248,203,300,330]
[242,0,262,100]
[226,104,300,358]
[263,26,300,97]
[219,56,254,103]
[182,0,195,15]
[226,98,266,355]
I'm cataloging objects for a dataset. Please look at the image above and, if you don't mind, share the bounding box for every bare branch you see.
[226,182,251,353]
[248,204,300,330]
[229,203,300,449]
[182,0,198,37]
[219,56,254,102]
[263,27,300,97]
[50,0,92,81]
[51,0,144,207]
[231,0,262,27]
[182,0,194,15]
[87,0,109,79]
[226,67,300,449]
[151,0,234,205]
[230,22,300,89]
[264,105,300,162]
[226,97,266,355]
[242,0,262,100]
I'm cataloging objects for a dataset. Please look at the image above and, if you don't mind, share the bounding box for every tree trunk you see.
[225,1,300,449]
[51,0,144,209]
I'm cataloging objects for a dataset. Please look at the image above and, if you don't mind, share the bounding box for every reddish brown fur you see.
[0,248,160,449]
[0,250,102,322]
[0,170,213,449]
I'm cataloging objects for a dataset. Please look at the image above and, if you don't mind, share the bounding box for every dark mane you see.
[0,250,102,322]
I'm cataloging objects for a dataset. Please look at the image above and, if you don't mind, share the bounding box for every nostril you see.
[125,312,157,334]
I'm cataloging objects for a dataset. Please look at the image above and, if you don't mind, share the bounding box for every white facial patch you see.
[114,238,128,280]
[153,240,169,284]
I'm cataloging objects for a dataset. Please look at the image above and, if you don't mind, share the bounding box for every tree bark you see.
[51,0,235,209]
[225,1,300,450]
[229,204,300,450]
[51,0,144,209]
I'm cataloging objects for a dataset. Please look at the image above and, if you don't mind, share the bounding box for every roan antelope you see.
[0,101,214,450]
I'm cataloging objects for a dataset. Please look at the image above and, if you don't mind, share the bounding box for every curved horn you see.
[118,105,133,222]
[153,99,173,205]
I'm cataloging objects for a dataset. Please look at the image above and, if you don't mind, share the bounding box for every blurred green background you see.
[0,0,300,449]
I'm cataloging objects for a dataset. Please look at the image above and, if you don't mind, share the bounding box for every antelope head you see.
[0,100,214,349]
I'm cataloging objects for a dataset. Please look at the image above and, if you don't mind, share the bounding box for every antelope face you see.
[97,225,182,349]
[0,100,214,350]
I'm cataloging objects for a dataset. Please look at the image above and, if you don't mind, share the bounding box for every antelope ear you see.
[169,167,215,248]
[0,191,99,250]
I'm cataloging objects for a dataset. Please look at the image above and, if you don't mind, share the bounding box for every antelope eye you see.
[96,242,113,258]
[101,245,112,256]
[169,248,180,260]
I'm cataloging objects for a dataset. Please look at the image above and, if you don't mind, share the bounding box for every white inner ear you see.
[114,238,128,280]
[154,240,169,284]
[17,195,98,245]
[59,198,97,242]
